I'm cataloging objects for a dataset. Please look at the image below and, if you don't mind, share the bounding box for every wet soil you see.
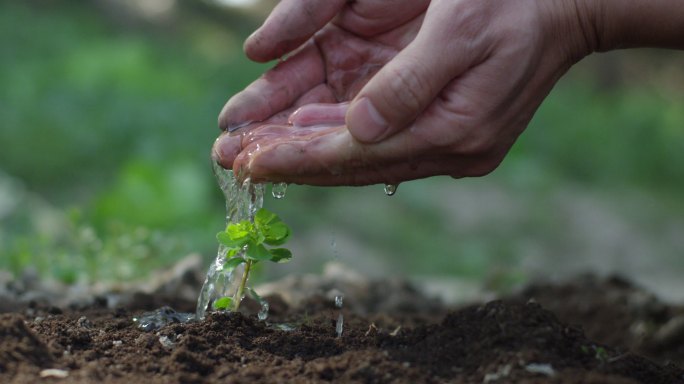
[1,276,684,384]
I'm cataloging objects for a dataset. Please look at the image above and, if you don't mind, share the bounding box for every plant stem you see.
[233,259,252,311]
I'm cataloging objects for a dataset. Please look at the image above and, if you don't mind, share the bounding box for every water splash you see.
[383,183,398,196]
[195,163,265,320]
[258,302,270,321]
[334,294,344,308]
[133,164,270,330]
[133,307,194,332]
[246,287,270,322]
[272,182,288,199]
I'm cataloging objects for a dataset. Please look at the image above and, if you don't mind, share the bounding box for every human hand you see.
[214,0,590,185]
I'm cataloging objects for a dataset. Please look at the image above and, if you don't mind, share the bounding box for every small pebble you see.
[158,335,175,349]
[39,369,69,378]
[525,363,555,376]
[77,316,93,329]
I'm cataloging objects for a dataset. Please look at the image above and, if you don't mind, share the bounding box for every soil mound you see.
[1,272,683,383]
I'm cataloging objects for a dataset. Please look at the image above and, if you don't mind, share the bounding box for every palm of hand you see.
[216,18,421,184]
[216,0,568,186]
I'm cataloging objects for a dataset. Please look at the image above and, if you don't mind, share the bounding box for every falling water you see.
[134,164,270,331]
[195,163,265,320]
[335,294,344,337]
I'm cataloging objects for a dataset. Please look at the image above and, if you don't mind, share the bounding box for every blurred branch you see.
[91,0,262,37]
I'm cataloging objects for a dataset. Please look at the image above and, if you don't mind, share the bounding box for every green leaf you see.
[217,231,247,248]
[269,248,292,263]
[263,222,290,245]
[255,208,277,227]
[226,221,253,242]
[224,257,245,271]
[246,241,272,261]
[213,296,233,310]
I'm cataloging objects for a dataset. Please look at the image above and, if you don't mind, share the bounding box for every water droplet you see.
[258,302,270,321]
[330,234,340,259]
[336,313,344,337]
[334,294,344,308]
[383,183,397,196]
[272,182,288,199]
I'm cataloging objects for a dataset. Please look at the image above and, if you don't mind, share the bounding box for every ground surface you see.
[1,273,684,384]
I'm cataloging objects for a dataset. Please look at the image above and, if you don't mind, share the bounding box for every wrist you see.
[571,0,684,52]
[536,0,597,65]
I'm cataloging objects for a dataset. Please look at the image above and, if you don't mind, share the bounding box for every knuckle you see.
[386,64,429,114]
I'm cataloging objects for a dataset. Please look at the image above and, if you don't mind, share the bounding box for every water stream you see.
[134,164,265,331]
[134,162,350,335]
[194,163,264,320]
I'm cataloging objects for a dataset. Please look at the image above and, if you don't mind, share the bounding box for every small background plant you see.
[214,208,292,311]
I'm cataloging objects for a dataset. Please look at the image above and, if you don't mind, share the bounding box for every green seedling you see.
[214,208,292,312]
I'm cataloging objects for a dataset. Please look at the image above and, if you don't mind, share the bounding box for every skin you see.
[214,0,684,186]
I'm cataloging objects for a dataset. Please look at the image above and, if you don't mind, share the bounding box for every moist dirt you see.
[1,276,684,384]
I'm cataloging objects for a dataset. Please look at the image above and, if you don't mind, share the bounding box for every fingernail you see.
[227,121,253,132]
[347,97,388,143]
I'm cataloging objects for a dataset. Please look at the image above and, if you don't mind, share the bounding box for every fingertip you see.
[346,97,389,143]
[212,133,242,170]
[244,30,276,63]
[217,101,232,131]
[218,88,265,131]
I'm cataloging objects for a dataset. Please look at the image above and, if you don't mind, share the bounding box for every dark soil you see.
[2,276,684,384]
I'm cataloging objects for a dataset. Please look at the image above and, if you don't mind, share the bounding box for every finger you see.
[236,126,489,186]
[214,84,340,169]
[245,0,347,62]
[335,0,429,38]
[218,42,325,131]
[291,84,337,107]
[232,126,425,184]
[212,131,242,169]
[345,7,482,143]
[289,103,348,127]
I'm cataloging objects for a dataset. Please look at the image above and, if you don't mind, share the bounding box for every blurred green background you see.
[1,0,683,300]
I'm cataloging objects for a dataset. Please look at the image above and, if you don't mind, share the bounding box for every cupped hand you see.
[214,0,588,185]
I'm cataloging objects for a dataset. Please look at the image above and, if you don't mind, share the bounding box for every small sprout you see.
[594,346,609,363]
[216,207,292,313]
[582,344,610,364]
[213,296,234,310]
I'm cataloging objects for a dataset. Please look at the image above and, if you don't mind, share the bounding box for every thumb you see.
[346,31,462,143]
